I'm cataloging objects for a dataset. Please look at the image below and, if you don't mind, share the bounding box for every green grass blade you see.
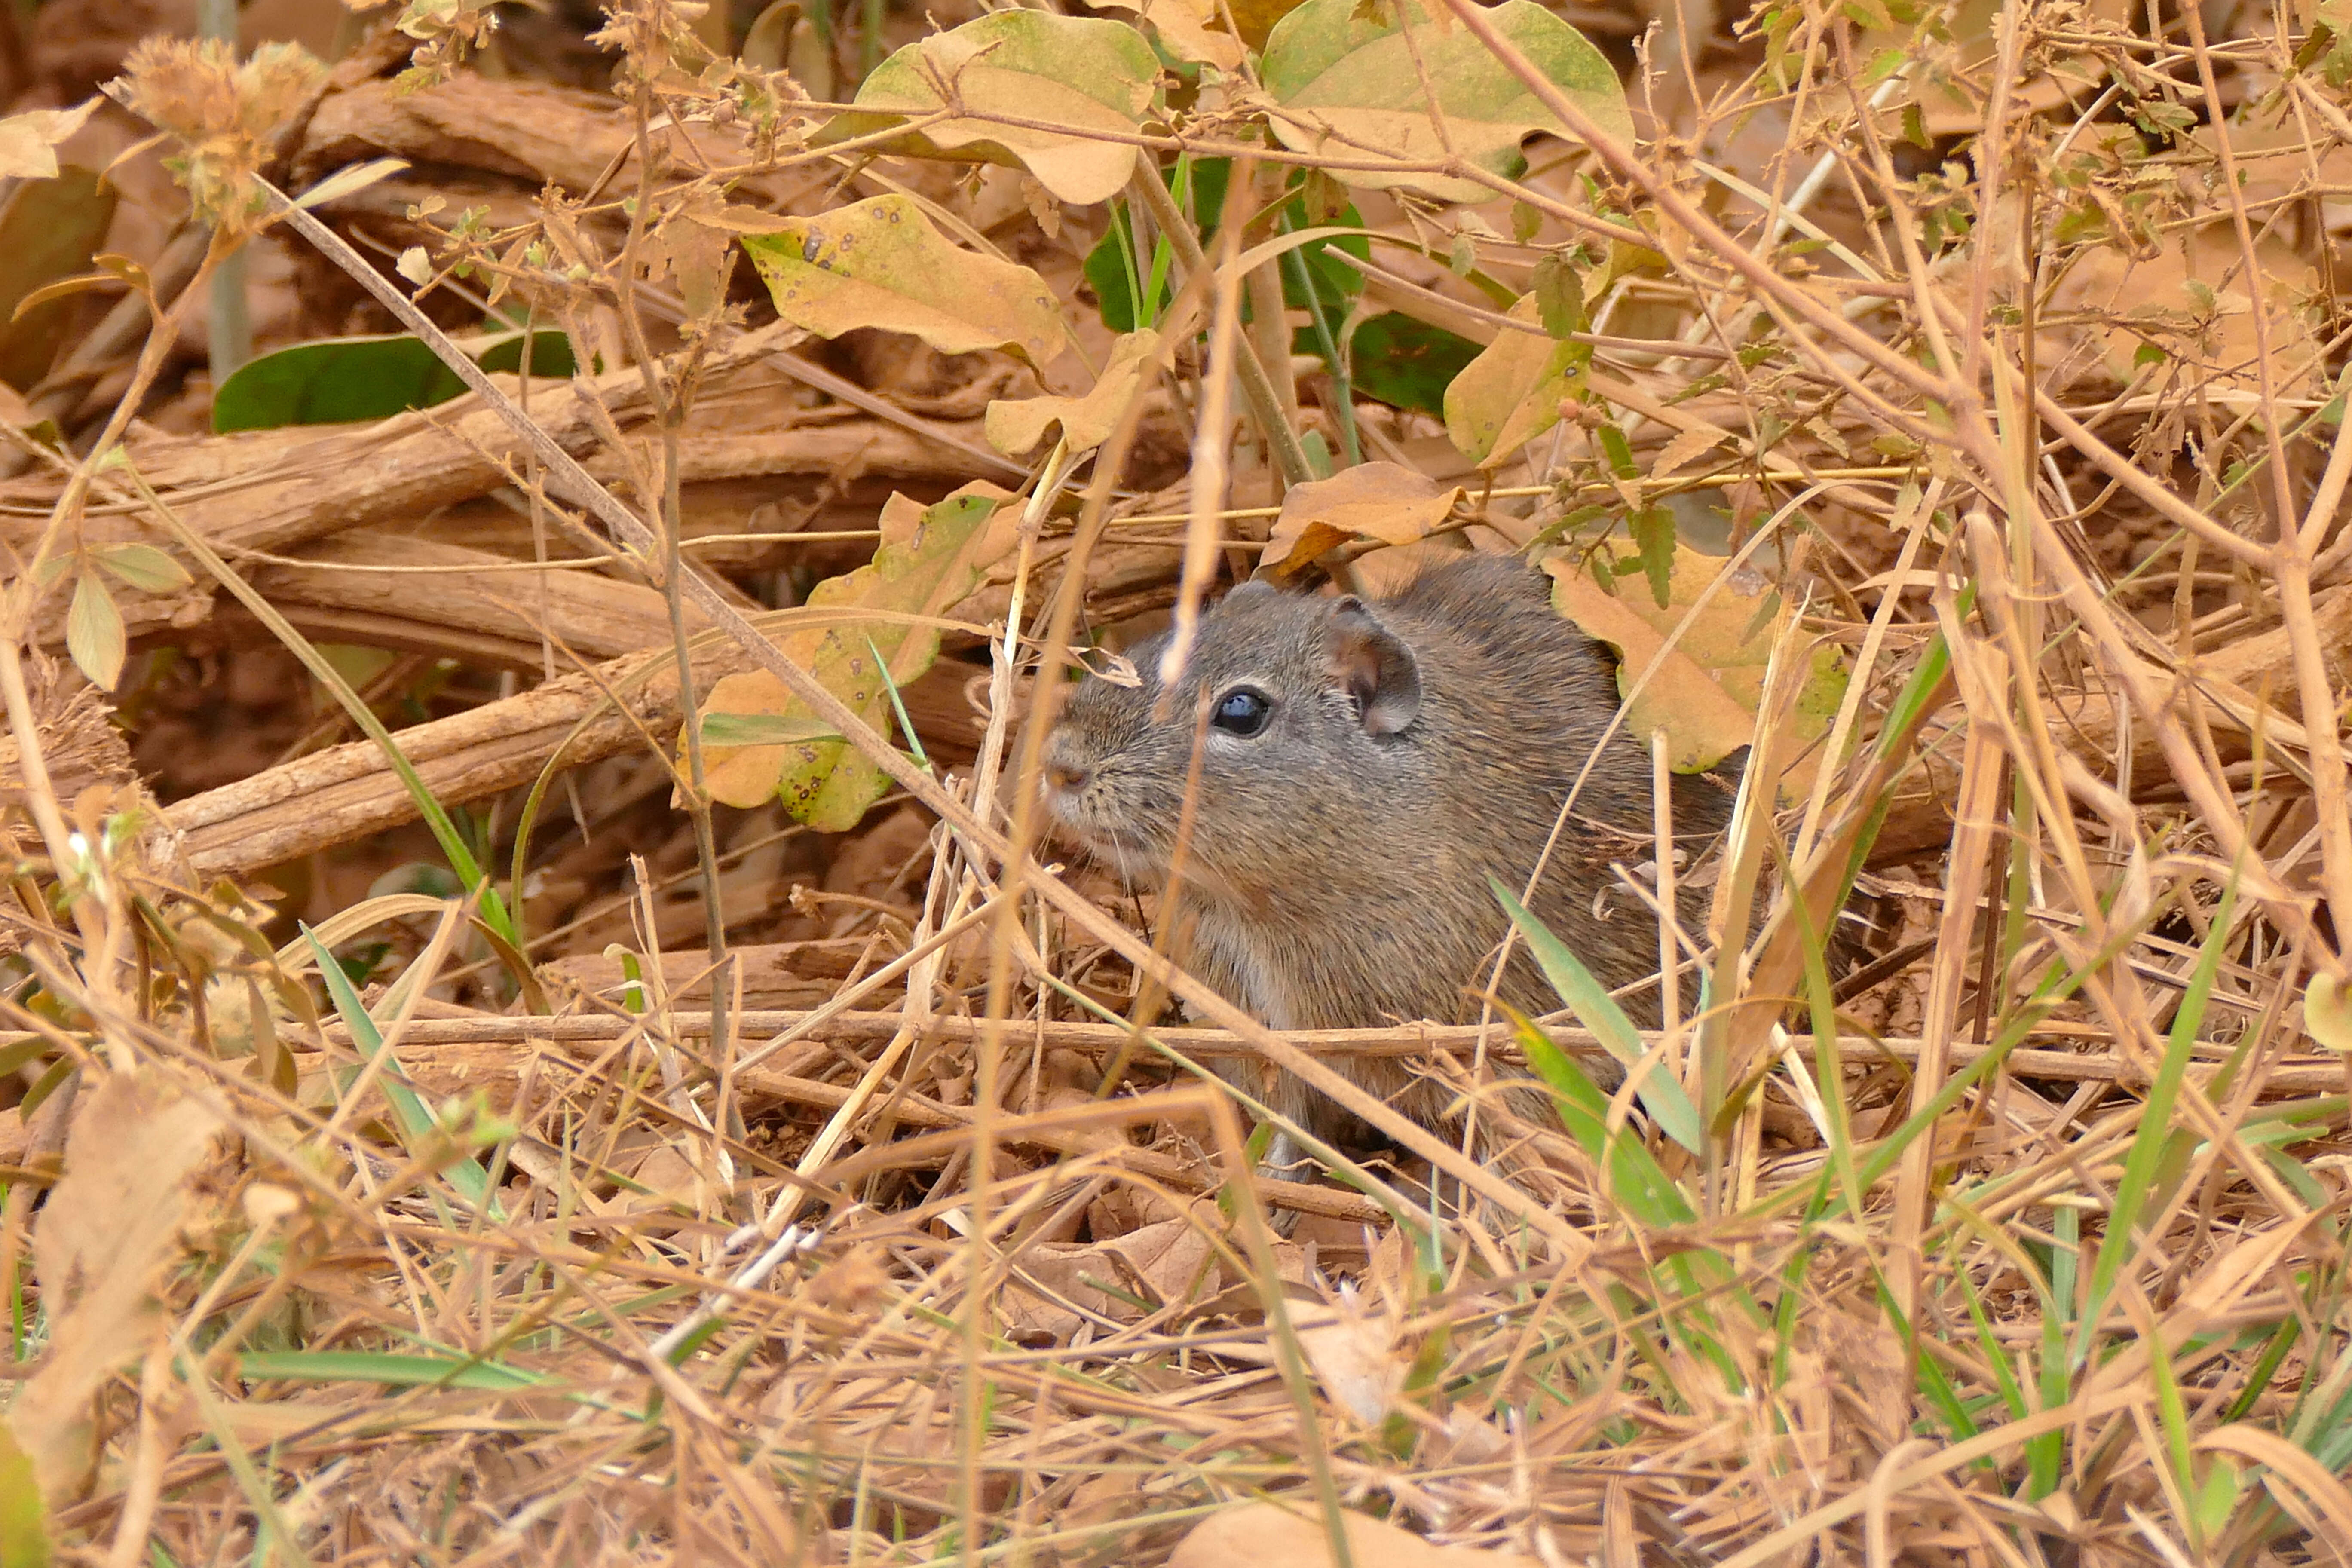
[1491,876,1703,1154]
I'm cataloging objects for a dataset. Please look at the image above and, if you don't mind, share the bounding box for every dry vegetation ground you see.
[0,0,2349,1561]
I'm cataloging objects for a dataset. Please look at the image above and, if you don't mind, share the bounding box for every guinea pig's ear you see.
[1327,599,1421,735]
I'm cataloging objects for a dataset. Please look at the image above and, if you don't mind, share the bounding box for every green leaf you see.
[696,486,1017,827]
[65,569,124,691]
[1262,0,1632,203]
[821,11,1160,205]
[1531,252,1586,339]
[1489,876,1703,1155]
[0,1424,50,1568]
[740,195,1066,369]
[211,330,575,432]
[1349,311,1481,416]
[1628,504,1674,608]
[697,713,846,748]
[237,1349,552,1391]
[90,542,191,594]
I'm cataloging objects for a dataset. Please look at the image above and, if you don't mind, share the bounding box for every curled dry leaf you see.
[9,1069,221,1503]
[1261,0,1630,204]
[695,484,1019,827]
[0,99,99,181]
[1168,1501,1544,1568]
[985,330,1161,457]
[823,11,1161,206]
[1259,460,1463,582]
[739,194,1068,370]
[1542,542,1846,781]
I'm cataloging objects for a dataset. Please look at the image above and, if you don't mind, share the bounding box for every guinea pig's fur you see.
[1043,552,1731,1147]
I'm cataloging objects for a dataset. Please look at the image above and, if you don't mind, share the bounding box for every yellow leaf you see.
[695,484,1019,826]
[1260,461,1462,581]
[2309,971,2352,1054]
[740,195,1066,369]
[1442,294,1579,468]
[1542,543,1846,784]
[985,330,1160,457]
[821,12,1160,205]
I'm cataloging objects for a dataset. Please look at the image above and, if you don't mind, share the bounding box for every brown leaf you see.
[1541,544,1846,784]
[0,100,98,182]
[1169,1501,1544,1568]
[1261,461,1462,582]
[9,1069,220,1502]
[985,330,1160,457]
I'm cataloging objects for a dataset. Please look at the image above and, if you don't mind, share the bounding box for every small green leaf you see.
[1628,505,1675,609]
[1532,252,1586,339]
[65,568,124,691]
[91,542,191,594]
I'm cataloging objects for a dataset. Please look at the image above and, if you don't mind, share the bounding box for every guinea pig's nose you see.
[1045,758,1090,793]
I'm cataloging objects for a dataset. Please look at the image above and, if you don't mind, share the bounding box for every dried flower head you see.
[391,0,503,92]
[107,38,325,228]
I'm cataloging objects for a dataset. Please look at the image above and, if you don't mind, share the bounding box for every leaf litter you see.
[0,0,2344,1562]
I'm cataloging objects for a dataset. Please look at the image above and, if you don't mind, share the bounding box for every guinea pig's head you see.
[1040,581,1426,896]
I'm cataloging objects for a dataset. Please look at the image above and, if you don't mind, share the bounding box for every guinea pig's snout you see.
[1039,731,1093,803]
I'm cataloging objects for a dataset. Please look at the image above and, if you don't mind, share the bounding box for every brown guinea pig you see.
[1042,552,1733,1152]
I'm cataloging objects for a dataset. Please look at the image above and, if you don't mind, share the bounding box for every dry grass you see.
[0,0,2349,1562]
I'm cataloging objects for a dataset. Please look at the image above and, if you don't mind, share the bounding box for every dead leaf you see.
[821,11,1160,205]
[739,195,1068,370]
[1542,543,1846,784]
[696,484,1019,825]
[9,1069,220,1503]
[985,330,1161,457]
[1168,1501,1544,1567]
[1261,461,1464,582]
[1001,1219,1222,1341]
[2050,222,2320,405]
[1288,1286,1406,1426]
[1093,0,1246,68]
[0,100,98,182]
[1442,294,1582,468]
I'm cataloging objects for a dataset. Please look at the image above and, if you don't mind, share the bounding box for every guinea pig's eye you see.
[1210,686,1273,738]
